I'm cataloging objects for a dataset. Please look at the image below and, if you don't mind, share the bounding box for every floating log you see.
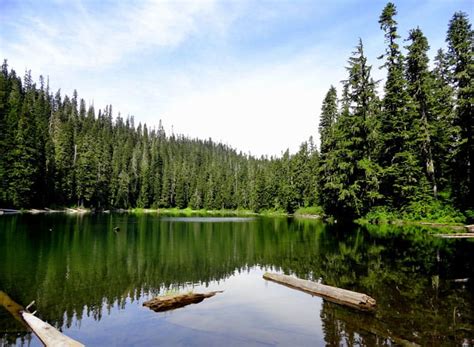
[452,278,470,283]
[143,291,223,312]
[21,311,84,347]
[433,233,474,238]
[1,291,83,346]
[263,272,376,312]
[0,208,20,215]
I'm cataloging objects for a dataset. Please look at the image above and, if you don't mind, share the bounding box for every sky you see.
[0,0,472,156]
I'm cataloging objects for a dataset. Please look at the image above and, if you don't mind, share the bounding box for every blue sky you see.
[1,0,472,156]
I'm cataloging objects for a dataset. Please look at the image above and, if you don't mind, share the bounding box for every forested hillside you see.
[0,3,472,221]
[0,63,318,211]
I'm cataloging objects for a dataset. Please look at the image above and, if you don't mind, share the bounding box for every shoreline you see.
[2,207,472,233]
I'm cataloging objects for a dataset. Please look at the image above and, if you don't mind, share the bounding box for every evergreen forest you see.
[0,3,472,222]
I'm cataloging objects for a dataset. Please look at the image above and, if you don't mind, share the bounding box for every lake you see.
[0,214,472,346]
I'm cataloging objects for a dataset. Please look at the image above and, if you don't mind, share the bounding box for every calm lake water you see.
[0,214,473,346]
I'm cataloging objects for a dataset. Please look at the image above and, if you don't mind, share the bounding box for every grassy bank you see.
[129,207,258,217]
[293,206,324,219]
[357,199,469,228]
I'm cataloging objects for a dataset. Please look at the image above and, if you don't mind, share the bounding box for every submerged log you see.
[263,272,376,312]
[21,311,84,347]
[0,291,25,324]
[143,291,223,312]
[324,301,420,347]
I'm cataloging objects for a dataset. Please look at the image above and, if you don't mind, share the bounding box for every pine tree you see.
[319,40,382,218]
[378,2,426,207]
[431,49,456,191]
[446,12,474,210]
[9,73,40,207]
[405,27,437,197]
[0,61,9,204]
[51,92,75,204]
[75,133,97,206]
[319,86,338,155]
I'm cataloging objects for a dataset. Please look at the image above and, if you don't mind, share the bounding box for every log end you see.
[465,224,474,233]
[359,295,377,311]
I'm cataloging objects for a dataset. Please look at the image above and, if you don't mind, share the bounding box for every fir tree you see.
[319,40,381,218]
[405,27,437,197]
[378,2,427,207]
[446,12,474,209]
[431,49,456,191]
[319,86,338,155]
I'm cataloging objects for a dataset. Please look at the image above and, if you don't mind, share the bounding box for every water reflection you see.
[0,214,472,346]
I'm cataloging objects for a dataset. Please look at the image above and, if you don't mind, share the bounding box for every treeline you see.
[0,3,472,220]
[318,3,473,220]
[0,64,317,211]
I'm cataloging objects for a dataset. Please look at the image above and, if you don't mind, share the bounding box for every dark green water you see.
[0,214,472,346]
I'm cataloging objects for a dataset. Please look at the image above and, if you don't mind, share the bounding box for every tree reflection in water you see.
[0,214,472,345]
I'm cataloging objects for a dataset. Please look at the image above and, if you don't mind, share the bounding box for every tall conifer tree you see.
[446,12,474,209]
[405,27,438,197]
[319,40,381,218]
[378,2,426,206]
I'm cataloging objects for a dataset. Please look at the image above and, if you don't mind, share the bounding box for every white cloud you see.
[5,0,222,70]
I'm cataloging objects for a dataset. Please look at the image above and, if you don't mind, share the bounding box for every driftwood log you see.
[433,233,474,238]
[465,224,474,233]
[143,291,223,312]
[0,291,83,346]
[21,312,84,347]
[263,272,376,312]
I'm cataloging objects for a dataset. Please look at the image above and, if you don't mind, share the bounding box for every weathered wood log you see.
[452,278,469,283]
[433,233,474,238]
[21,311,84,347]
[418,222,465,230]
[1,291,84,346]
[143,291,223,312]
[465,224,474,233]
[0,208,20,214]
[263,272,376,312]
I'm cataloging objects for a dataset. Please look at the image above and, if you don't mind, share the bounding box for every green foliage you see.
[319,86,337,155]
[294,205,324,216]
[401,200,466,224]
[361,198,466,225]
[318,40,382,219]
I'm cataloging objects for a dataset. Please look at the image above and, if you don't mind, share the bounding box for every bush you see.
[401,200,466,224]
[294,206,324,216]
[360,199,466,224]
